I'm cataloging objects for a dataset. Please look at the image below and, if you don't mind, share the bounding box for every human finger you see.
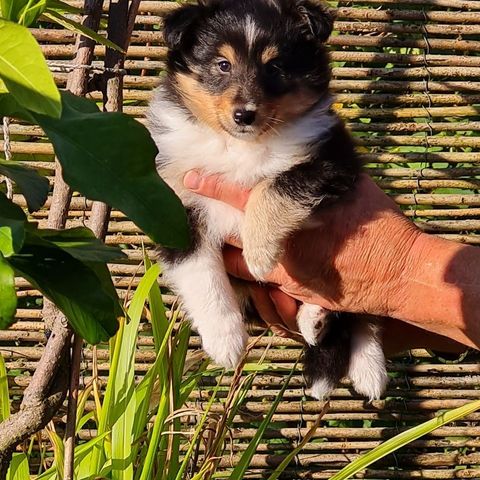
[225,235,243,248]
[223,246,257,281]
[249,285,291,338]
[183,171,250,210]
[269,289,299,333]
[223,245,285,285]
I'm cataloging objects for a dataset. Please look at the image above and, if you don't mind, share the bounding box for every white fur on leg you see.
[348,322,388,401]
[297,303,329,346]
[162,247,249,369]
[309,377,335,401]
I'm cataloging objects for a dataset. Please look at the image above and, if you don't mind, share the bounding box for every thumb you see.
[183,171,250,211]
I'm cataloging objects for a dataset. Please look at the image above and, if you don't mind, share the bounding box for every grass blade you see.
[42,10,124,52]
[330,399,480,480]
[267,402,330,480]
[110,264,161,479]
[138,311,179,480]
[90,264,160,474]
[46,425,65,479]
[229,360,299,480]
[0,352,9,422]
[145,254,169,352]
[174,379,223,480]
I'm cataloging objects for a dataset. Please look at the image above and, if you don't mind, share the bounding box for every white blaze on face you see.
[245,15,259,50]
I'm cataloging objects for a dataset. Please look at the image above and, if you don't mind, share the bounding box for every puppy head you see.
[164,0,334,139]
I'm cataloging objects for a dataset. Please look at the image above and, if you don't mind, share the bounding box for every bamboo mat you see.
[2,0,480,477]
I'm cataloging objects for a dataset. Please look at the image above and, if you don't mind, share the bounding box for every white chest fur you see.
[147,87,334,244]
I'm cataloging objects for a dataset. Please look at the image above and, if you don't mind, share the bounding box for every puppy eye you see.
[218,60,232,73]
[265,59,284,77]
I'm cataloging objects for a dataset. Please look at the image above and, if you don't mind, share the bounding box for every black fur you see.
[273,116,362,209]
[163,0,333,99]
[159,207,203,265]
[303,313,354,391]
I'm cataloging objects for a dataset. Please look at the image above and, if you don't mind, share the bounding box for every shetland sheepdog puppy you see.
[147,0,388,400]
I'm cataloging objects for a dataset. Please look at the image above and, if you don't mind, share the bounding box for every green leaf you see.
[330,399,480,480]
[0,192,26,257]
[9,238,119,344]
[0,352,10,422]
[19,0,47,26]
[45,0,82,15]
[1,0,47,26]
[34,91,189,249]
[43,10,124,52]
[0,253,17,329]
[25,226,124,318]
[0,159,49,212]
[0,19,61,118]
[34,227,126,263]
[6,453,30,480]
[0,93,36,122]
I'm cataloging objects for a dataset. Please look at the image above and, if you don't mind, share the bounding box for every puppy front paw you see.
[201,323,249,369]
[242,239,281,281]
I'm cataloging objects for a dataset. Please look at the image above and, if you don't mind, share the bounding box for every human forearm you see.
[391,233,480,349]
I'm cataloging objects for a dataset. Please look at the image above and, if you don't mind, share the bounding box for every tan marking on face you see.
[175,72,240,133]
[216,85,239,128]
[175,73,222,132]
[218,44,237,66]
[261,46,279,64]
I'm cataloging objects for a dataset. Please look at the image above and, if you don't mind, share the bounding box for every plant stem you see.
[60,2,105,478]
[63,335,83,480]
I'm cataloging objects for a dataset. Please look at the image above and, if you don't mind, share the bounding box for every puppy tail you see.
[303,312,353,400]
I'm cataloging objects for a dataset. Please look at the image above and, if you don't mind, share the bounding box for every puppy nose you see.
[233,108,256,126]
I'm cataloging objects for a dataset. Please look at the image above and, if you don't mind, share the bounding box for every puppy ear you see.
[296,0,334,43]
[163,5,202,50]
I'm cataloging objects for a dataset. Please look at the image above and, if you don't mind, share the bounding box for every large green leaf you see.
[35,91,189,249]
[0,20,61,118]
[0,253,17,329]
[0,159,49,212]
[0,192,26,257]
[9,238,119,343]
[0,93,36,122]
[31,227,125,319]
[35,227,126,263]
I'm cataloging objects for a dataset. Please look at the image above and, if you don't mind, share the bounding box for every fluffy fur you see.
[147,0,388,400]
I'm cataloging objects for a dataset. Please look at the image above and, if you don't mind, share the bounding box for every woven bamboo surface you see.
[2,0,480,477]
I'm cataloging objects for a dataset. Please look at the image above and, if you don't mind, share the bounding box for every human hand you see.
[184,171,420,317]
[183,170,476,354]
